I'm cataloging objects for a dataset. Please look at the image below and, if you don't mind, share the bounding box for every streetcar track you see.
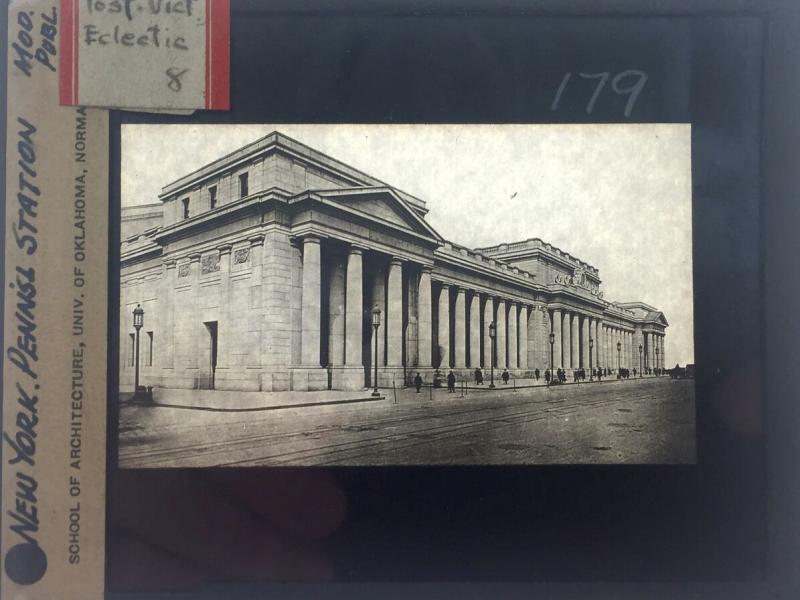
[125,394,633,468]
[119,380,681,468]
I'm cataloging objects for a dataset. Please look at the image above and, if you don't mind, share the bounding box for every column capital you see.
[420,265,433,274]
[347,244,366,256]
[248,234,265,246]
[188,253,201,263]
[389,257,404,267]
[456,286,467,294]
[217,243,233,255]
[300,234,322,245]
[164,259,177,269]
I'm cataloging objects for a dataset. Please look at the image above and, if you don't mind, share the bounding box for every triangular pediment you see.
[646,310,669,326]
[345,192,414,227]
[310,187,443,242]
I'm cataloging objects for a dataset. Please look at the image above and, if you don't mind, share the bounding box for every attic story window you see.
[209,185,217,209]
[239,172,249,198]
[182,197,190,219]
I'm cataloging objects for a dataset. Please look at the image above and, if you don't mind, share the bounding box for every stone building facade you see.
[120,132,668,392]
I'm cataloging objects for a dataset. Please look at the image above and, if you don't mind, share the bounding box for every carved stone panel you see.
[234,247,250,265]
[201,254,220,274]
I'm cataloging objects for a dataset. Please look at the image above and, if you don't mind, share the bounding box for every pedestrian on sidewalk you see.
[447,370,456,393]
[535,368,540,381]
[414,372,423,393]
[474,367,484,385]
[501,369,510,385]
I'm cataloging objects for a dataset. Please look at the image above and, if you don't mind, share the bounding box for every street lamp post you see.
[589,337,594,381]
[371,306,381,397]
[132,304,144,400]
[616,340,622,379]
[549,331,555,385]
[639,344,643,377]
[488,321,496,389]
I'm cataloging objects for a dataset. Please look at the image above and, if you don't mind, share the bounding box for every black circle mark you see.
[4,543,47,585]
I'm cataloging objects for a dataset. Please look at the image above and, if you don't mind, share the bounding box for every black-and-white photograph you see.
[117,124,695,468]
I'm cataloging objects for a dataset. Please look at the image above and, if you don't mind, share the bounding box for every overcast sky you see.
[122,124,694,365]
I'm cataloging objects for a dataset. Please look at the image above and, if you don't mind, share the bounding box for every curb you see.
[138,394,387,413]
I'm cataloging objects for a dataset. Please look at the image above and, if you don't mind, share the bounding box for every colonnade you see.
[297,236,549,376]
[435,285,538,370]
[548,309,607,372]
[642,331,667,371]
[296,235,666,386]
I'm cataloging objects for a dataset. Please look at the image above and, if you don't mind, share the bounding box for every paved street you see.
[118,377,695,468]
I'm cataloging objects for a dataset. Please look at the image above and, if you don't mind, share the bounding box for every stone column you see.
[417,267,432,368]
[552,309,563,369]
[608,326,617,371]
[570,312,579,370]
[661,335,666,369]
[626,330,632,369]
[653,333,661,369]
[622,330,628,369]
[345,247,363,367]
[581,315,590,369]
[454,287,467,368]
[652,332,657,370]
[370,263,386,372]
[561,310,571,369]
[300,236,322,367]
[483,296,494,367]
[527,305,538,369]
[621,329,626,369]
[507,302,518,370]
[651,333,661,369]
[518,305,528,370]
[630,331,635,369]
[438,284,451,368]
[651,333,656,370]
[654,333,660,370]
[592,318,600,372]
[496,299,507,369]
[469,292,481,368]
[609,327,616,370]
[331,246,364,390]
[328,254,346,367]
[386,258,404,367]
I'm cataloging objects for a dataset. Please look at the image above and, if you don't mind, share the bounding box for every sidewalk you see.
[122,387,385,412]
[449,374,659,392]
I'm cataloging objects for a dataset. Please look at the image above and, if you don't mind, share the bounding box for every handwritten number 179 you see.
[551,70,648,117]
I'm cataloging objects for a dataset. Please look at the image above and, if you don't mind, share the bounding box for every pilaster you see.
[417,267,432,368]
